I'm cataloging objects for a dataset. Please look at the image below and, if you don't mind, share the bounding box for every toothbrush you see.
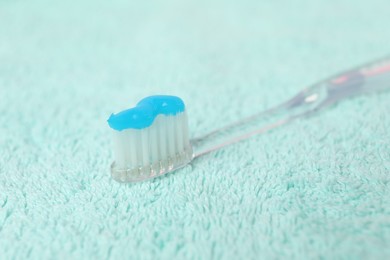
[107,56,390,183]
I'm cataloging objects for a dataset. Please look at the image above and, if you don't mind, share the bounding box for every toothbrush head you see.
[107,95,193,182]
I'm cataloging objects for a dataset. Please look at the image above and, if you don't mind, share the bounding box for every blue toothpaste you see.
[107,95,185,131]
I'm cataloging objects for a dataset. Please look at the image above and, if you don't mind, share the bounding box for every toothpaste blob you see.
[107,95,185,131]
[107,95,193,182]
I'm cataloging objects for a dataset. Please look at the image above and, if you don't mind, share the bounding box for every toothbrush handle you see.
[192,56,390,157]
[286,56,390,110]
[322,56,390,104]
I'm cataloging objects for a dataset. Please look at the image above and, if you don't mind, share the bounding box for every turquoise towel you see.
[1,0,390,258]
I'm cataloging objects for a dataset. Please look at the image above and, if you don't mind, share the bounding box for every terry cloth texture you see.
[1,0,390,259]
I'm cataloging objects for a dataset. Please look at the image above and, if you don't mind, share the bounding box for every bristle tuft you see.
[111,112,193,182]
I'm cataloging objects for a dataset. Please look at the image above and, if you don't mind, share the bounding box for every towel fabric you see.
[1,0,390,259]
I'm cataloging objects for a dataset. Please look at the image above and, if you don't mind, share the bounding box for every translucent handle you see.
[192,56,390,157]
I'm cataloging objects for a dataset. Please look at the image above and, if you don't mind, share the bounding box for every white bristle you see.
[111,111,193,182]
